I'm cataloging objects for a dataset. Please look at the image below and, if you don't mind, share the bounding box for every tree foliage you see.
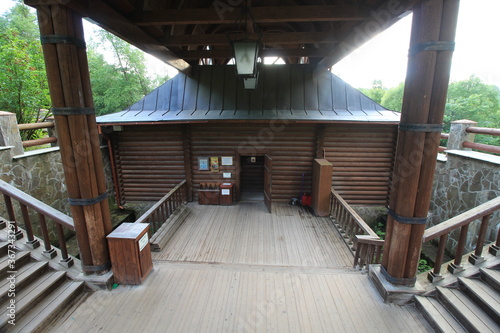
[87,30,166,116]
[0,3,50,139]
[360,80,385,104]
[380,83,404,112]
[360,76,500,146]
[0,2,165,132]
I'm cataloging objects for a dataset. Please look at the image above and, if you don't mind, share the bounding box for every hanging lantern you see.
[233,39,259,77]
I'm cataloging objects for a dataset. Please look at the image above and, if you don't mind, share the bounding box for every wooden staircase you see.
[415,264,500,333]
[0,242,85,333]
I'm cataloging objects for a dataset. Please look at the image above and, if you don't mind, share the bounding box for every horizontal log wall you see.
[112,123,397,205]
[189,123,316,202]
[114,125,185,202]
[323,124,398,205]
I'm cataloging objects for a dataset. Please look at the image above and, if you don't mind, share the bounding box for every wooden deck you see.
[45,202,431,332]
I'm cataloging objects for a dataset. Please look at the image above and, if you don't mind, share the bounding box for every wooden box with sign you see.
[107,223,153,285]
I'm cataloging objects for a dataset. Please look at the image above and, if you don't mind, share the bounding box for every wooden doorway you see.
[264,154,272,213]
[240,156,265,201]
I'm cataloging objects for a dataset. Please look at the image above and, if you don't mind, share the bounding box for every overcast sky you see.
[1,0,499,89]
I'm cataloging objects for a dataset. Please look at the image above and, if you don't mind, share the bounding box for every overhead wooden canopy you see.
[25,0,421,73]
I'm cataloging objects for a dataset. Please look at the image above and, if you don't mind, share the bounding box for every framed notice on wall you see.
[198,157,209,171]
[210,157,219,172]
[221,156,233,166]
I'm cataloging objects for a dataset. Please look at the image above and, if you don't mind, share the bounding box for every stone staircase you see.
[0,242,85,333]
[415,263,500,332]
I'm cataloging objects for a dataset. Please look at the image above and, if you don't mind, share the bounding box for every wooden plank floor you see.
[45,202,432,332]
[152,202,353,268]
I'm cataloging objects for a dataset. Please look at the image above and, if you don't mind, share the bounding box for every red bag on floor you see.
[301,193,311,206]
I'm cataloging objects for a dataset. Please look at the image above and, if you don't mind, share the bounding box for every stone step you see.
[0,271,66,330]
[437,286,499,333]
[0,242,9,257]
[0,261,49,304]
[9,280,85,333]
[458,276,500,323]
[480,268,500,293]
[414,295,466,333]
[0,251,31,276]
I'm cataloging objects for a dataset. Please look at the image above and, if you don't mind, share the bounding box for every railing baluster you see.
[448,224,469,274]
[56,223,74,267]
[428,234,448,282]
[489,225,500,256]
[469,214,491,265]
[3,194,23,239]
[38,213,57,258]
[20,203,40,249]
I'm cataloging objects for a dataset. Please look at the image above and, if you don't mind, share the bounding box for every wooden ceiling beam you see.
[318,0,423,69]
[162,32,339,46]
[133,6,370,26]
[25,0,191,73]
[176,48,331,59]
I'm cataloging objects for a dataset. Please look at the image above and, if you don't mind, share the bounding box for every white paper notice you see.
[139,233,149,251]
[221,189,230,195]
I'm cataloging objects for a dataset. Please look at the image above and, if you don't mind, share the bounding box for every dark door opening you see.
[240,156,265,201]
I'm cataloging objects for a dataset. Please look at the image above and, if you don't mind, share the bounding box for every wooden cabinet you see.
[312,159,333,216]
[107,223,153,285]
[220,183,234,205]
[198,189,220,205]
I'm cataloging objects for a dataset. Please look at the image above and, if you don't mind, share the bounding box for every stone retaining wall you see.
[429,150,500,254]
[0,145,115,244]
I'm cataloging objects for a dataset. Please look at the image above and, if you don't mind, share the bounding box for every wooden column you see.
[35,5,112,274]
[382,0,460,285]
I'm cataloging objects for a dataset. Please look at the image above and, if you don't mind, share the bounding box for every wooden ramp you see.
[45,202,432,332]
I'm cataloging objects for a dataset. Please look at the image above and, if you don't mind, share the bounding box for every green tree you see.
[360,80,386,104]
[444,76,500,128]
[87,30,165,116]
[380,83,404,112]
[0,3,51,139]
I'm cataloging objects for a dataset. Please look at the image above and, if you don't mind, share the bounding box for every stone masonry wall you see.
[429,150,500,254]
[0,146,115,245]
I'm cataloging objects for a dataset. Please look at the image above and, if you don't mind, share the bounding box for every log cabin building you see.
[97,64,400,210]
[17,0,464,295]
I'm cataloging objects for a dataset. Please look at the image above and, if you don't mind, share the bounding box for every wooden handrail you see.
[136,180,187,235]
[423,196,500,282]
[353,235,384,270]
[423,196,500,242]
[0,180,74,230]
[22,137,58,148]
[462,141,500,154]
[330,188,378,238]
[0,179,75,267]
[330,188,382,271]
[18,122,55,131]
[466,126,500,136]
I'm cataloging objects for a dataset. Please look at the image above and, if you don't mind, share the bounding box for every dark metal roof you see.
[96,64,400,124]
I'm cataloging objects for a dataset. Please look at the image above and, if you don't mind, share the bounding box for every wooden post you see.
[381,0,460,286]
[34,5,111,274]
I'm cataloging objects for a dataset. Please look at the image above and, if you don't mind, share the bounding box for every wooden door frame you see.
[237,153,269,203]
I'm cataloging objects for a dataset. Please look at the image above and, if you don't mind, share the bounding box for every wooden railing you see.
[353,235,384,271]
[135,180,188,234]
[18,121,58,148]
[0,179,74,267]
[439,133,449,152]
[464,126,500,154]
[330,188,382,270]
[422,196,500,282]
